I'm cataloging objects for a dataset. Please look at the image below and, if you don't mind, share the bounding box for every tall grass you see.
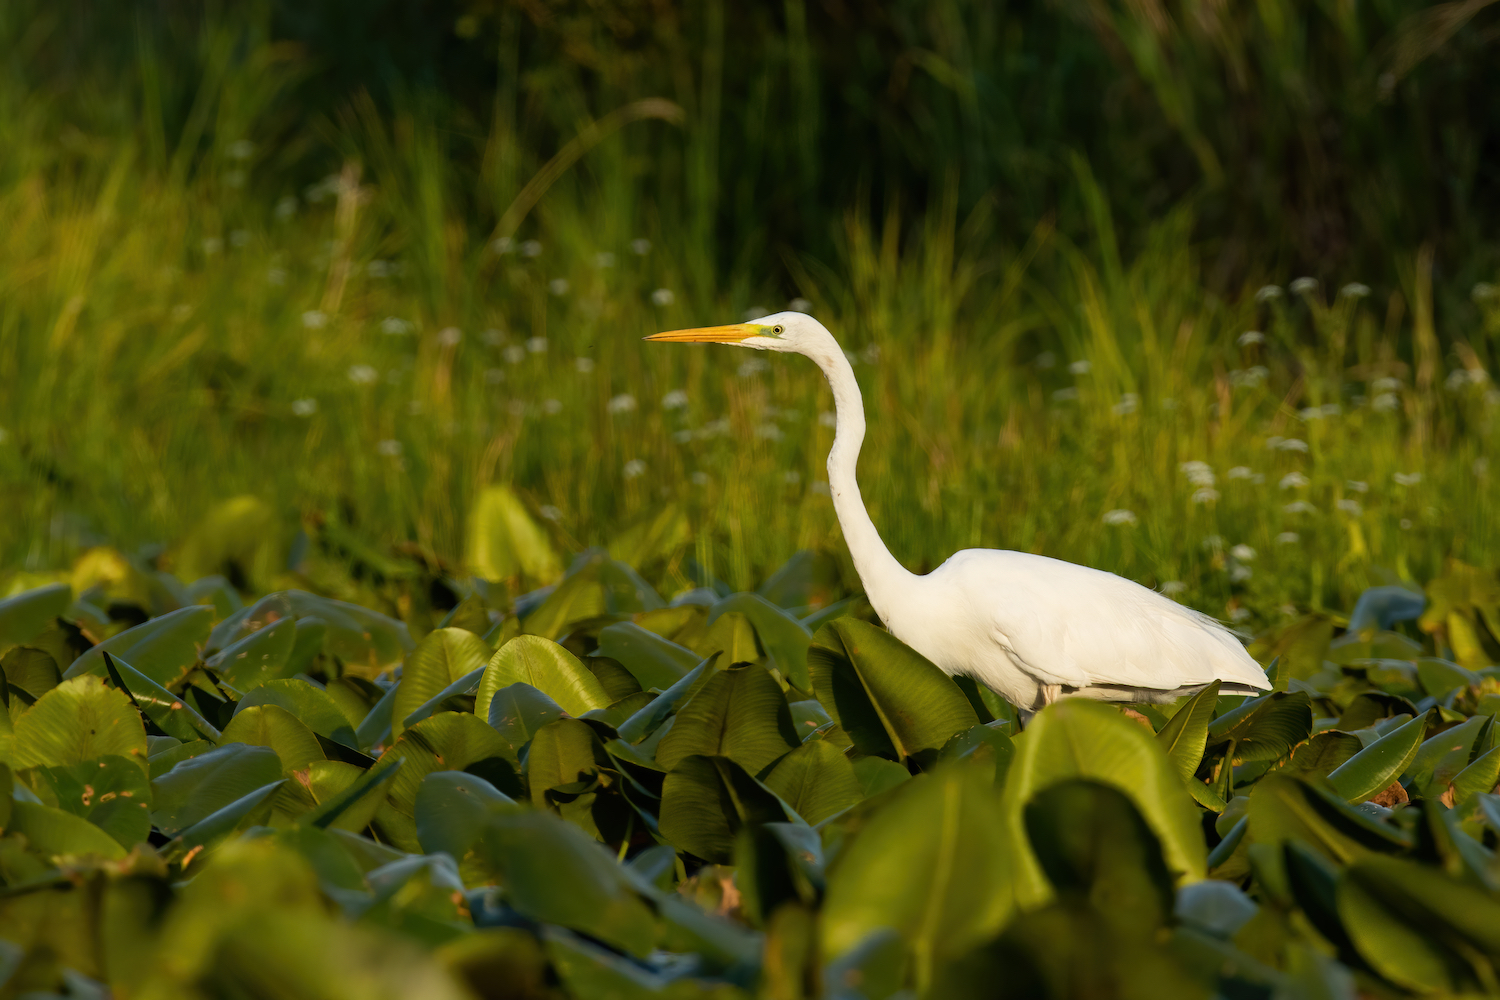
[0,9,1497,627]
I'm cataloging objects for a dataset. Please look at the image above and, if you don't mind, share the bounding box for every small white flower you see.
[789,297,812,313]
[491,237,515,255]
[1180,461,1215,487]
[1254,285,1283,303]
[408,400,423,415]
[574,357,594,373]
[1371,392,1400,412]
[1277,438,1309,452]
[1371,376,1403,392]
[1102,509,1138,526]
[484,369,505,385]
[1341,283,1371,298]
[542,399,563,415]
[1336,499,1363,516]
[291,398,318,417]
[1400,518,1413,529]
[1320,403,1341,417]
[1201,536,1224,551]
[1052,387,1079,402]
[503,345,526,364]
[1230,565,1253,583]
[861,343,881,365]
[662,390,689,409]
[594,252,616,268]
[437,327,462,347]
[1034,352,1057,369]
[477,329,502,345]
[1299,406,1324,421]
[366,259,394,277]
[229,229,250,248]
[506,399,526,416]
[690,471,710,486]
[526,337,548,353]
[302,310,329,329]
[672,429,693,443]
[1393,472,1421,486]
[538,505,562,522]
[784,471,802,484]
[651,288,675,306]
[1112,393,1139,416]
[520,240,542,257]
[1290,277,1319,295]
[376,439,403,456]
[818,411,837,428]
[1230,606,1252,621]
[630,238,652,256]
[202,237,223,255]
[1069,359,1091,375]
[1238,330,1265,347]
[1230,544,1256,561]
[274,196,298,220]
[1191,488,1220,504]
[1279,471,1309,489]
[227,139,255,160]
[811,481,831,495]
[623,459,647,479]
[347,364,379,385]
[1227,466,1255,480]
[267,267,287,286]
[608,394,638,414]
[1471,282,1497,302]
[743,306,770,321]
[756,424,784,440]
[1161,581,1186,596]
[1445,369,1471,392]
[1275,531,1300,545]
[1265,436,1283,449]
[548,278,569,296]
[1283,500,1316,514]
[701,418,731,437]
[381,317,413,335]
[738,358,770,377]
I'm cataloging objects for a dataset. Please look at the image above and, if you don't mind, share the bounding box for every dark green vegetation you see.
[2,545,1500,996]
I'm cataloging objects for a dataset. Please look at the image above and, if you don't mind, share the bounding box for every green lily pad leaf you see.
[1155,681,1219,783]
[615,657,718,746]
[466,484,564,585]
[822,766,1010,986]
[172,779,285,858]
[809,619,978,765]
[480,809,655,957]
[235,678,360,749]
[702,611,761,666]
[1279,731,1363,778]
[2,646,61,700]
[593,622,698,690]
[206,593,292,654]
[475,635,610,721]
[1405,714,1486,795]
[851,755,911,798]
[1417,658,1480,700]
[1001,700,1205,908]
[204,616,298,692]
[1326,712,1428,802]
[659,754,794,863]
[402,667,485,732]
[0,584,71,650]
[299,757,403,832]
[9,800,125,860]
[393,628,492,740]
[218,705,325,774]
[487,683,566,753]
[1247,773,1412,864]
[354,682,400,752]
[151,742,284,835]
[655,663,799,774]
[527,718,608,808]
[1205,691,1313,764]
[372,712,513,852]
[147,739,213,778]
[64,605,215,685]
[35,755,152,848]
[281,591,413,670]
[736,823,826,927]
[1451,745,1500,809]
[1339,854,1500,994]
[760,740,862,825]
[12,675,148,773]
[415,770,519,860]
[708,593,813,689]
[105,652,220,742]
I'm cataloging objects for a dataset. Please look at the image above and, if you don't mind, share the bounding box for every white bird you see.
[646,312,1270,710]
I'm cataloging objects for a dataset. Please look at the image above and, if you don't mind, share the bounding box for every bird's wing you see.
[939,549,1268,693]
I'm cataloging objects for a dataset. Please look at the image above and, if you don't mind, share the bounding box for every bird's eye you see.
[773,325,784,335]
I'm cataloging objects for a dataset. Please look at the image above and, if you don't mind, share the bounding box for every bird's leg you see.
[1041,684,1061,707]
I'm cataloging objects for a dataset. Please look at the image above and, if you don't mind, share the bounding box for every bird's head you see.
[644,310,832,356]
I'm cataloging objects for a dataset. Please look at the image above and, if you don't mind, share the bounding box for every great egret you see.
[646,312,1271,709]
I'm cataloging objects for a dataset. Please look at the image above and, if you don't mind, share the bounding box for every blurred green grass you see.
[0,4,1497,628]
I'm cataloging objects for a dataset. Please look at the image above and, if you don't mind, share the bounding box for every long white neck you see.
[805,341,916,623]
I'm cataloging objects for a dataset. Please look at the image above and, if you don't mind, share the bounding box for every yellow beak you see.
[644,323,758,343]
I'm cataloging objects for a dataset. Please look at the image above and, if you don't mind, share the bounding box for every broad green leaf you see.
[475,635,610,720]
[64,605,215,685]
[415,771,519,859]
[851,755,911,798]
[355,682,400,751]
[809,619,978,764]
[1279,731,1363,777]
[1405,714,1486,795]
[9,800,126,860]
[12,675,148,773]
[373,712,513,852]
[466,484,563,584]
[1450,744,1500,808]
[1417,657,1479,700]
[392,627,491,739]
[402,667,485,731]
[1248,614,1334,681]
[282,590,413,670]
[1001,700,1204,907]
[702,611,761,666]
[655,663,799,773]
[1,646,61,699]
[1339,854,1500,994]
[593,622,698,690]
[480,809,655,957]
[736,824,826,928]
[708,593,813,689]
[527,718,607,808]
[1205,691,1313,763]
[822,766,1010,988]
[1155,681,1219,783]
[299,757,403,832]
[760,740,862,825]
[1326,712,1427,802]
[218,705,326,774]
[151,742,284,835]
[35,755,152,848]
[659,754,794,863]
[172,780,286,858]
[206,593,292,654]
[148,739,213,778]
[615,657,717,745]
[235,678,360,749]
[106,653,220,742]
[204,616,297,692]
[0,584,71,650]
[486,683,565,753]
[1247,773,1412,864]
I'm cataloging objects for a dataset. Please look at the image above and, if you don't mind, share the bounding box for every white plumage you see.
[646,312,1270,711]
